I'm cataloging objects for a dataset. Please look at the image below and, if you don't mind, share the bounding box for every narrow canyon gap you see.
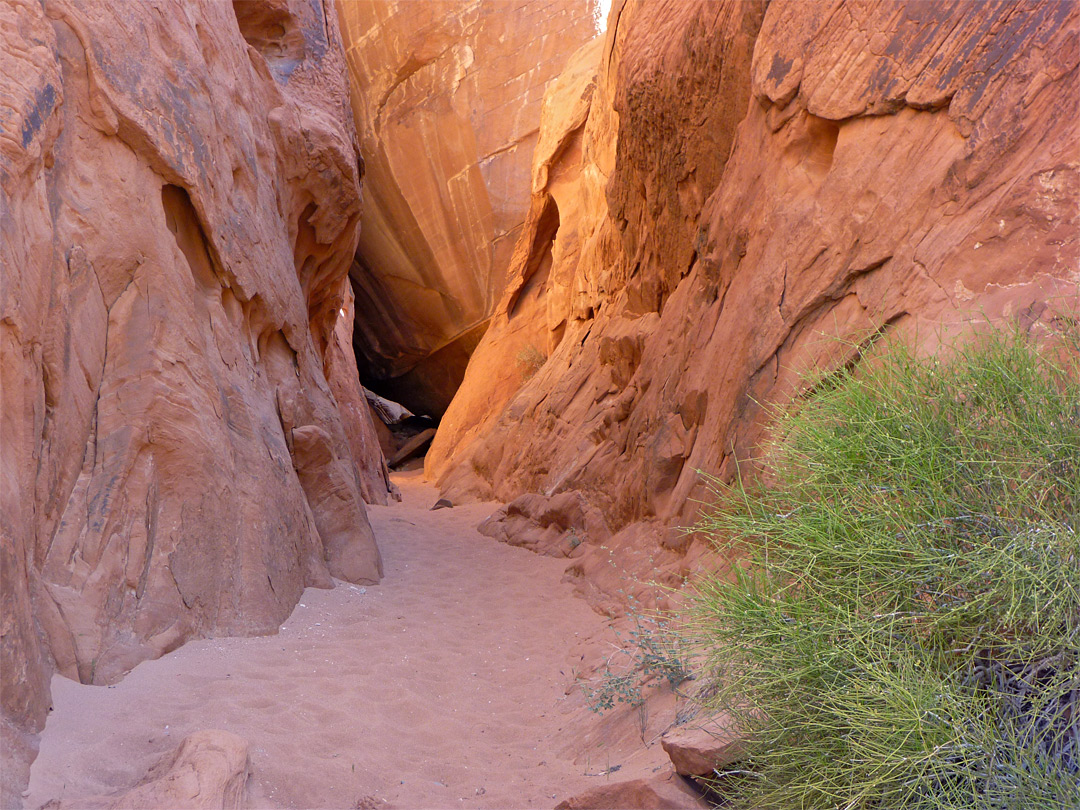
[2,0,1078,807]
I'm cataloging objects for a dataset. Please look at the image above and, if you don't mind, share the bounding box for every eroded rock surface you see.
[325,283,394,505]
[426,34,609,486]
[337,0,602,415]
[42,730,250,810]
[1,0,384,800]
[430,0,1080,604]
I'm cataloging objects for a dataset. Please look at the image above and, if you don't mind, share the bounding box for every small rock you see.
[430,498,454,511]
[661,714,745,777]
[109,730,249,809]
[554,770,707,809]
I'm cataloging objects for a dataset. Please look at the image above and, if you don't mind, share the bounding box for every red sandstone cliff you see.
[428,0,1080,610]
[337,0,601,416]
[1,0,386,801]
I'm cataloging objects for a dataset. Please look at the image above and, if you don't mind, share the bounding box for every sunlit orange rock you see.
[431,0,1080,607]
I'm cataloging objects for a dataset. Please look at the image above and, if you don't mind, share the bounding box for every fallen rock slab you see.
[554,771,708,810]
[661,714,745,777]
[387,428,438,467]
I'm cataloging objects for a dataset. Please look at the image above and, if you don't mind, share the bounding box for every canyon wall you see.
[1,0,386,801]
[337,0,601,416]
[429,0,1080,610]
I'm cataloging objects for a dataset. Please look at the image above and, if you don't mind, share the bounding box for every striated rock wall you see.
[337,0,601,416]
[429,0,1080,610]
[1,0,386,800]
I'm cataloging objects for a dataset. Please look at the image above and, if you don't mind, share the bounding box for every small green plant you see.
[690,323,1080,809]
[581,594,693,714]
[625,606,693,690]
[516,344,546,381]
[580,659,644,713]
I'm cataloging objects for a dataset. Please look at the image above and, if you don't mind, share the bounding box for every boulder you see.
[107,730,249,810]
[43,730,249,810]
[661,715,745,777]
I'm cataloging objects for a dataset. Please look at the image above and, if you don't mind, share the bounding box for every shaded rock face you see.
[430,0,1080,598]
[324,283,394,505]
[1,0,385,799]
[427,34,610,487]
[337,0,601,416]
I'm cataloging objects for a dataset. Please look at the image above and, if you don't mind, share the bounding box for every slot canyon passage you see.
[1,0,1077,808]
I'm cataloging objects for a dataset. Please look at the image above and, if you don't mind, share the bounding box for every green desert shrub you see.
[690,324,1079,809]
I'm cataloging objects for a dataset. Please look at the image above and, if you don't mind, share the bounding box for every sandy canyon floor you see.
[24,470,680,809]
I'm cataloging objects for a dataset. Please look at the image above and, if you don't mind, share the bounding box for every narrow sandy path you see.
[25,471,632,809]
